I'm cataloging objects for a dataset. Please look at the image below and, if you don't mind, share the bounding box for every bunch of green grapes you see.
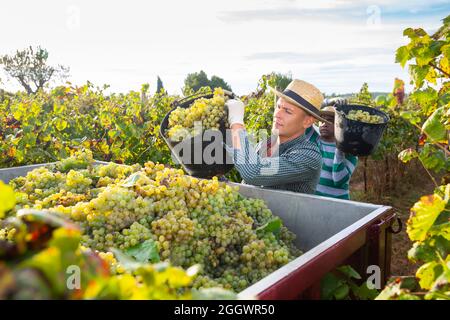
[217,268,249,291]
[152,210,195,243]
[54,149,95,172]
[86,185,155,232]
[168,241,195,267]
[0,226,17,242]
[187,239,214,267]
[92,163,141,188]
[191,274,222,289]
[347,110,384,124]
[34,191,89,209]
[64,169,94,193]
[10,167,66,202]
[167,87,229,141]
[237,197,273,226]
[85,221,153,251]
[279,226,303,257]
[219,247,241,266]
[94,162,141,180]
[206,213,254,248]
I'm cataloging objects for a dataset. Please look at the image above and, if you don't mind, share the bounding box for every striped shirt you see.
[305,126,358,199]
[225,130,322,194]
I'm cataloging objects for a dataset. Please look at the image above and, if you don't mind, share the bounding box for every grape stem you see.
[417,157,439,188]
[429,62,450,78]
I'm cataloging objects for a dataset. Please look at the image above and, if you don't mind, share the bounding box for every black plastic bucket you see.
[334,104,389,156]
[160,91,235,178]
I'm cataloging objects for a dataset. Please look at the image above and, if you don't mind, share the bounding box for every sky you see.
[0,0,449,96]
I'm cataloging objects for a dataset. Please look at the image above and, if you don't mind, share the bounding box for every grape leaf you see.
[353,282,379,300]
[256,217,282,235]
[55,118,68,131]
[408,241,439,263]
[429,222,450,241]
[16,209,75,229]
[158,266,193,288]
[416,261,443,290]
[110,248,144,272]
[429,40,446,56]
[337,265,362,280]
[334,284,350,300]
[0,181,16,218]
[429,267,450,295]
[407,194,447,241]
[444,14,450,25]
[48,227,82,253]
[409,65,430,89]
[375,95,387,106]
[375,277,421,300]
[320,273,344,300]
[418,145,447,172]
[422,107,447,142]
[121,173,142,188]
[398,148,418,163]
[403,28,427,39]
[125,239,160,263]
[396,46,410,68]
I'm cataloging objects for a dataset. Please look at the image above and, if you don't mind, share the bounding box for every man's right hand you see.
[321,97,348,108]
[225,99,245,127]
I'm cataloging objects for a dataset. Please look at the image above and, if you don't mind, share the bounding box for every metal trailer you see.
[0,163,399,300]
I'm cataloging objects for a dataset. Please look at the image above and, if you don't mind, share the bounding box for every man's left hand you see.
[225,99,245,127]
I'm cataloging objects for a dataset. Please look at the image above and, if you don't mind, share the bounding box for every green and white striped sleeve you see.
[320,143,358,187]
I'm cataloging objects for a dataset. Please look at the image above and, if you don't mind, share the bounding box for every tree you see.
[184,70,209,92]
[0,46,69,94]
[156,76,164,93]
[209,75,232,91]
[267,72,292,91]
[183,70,232,93]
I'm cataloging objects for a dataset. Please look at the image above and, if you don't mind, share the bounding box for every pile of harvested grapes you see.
[346,110,384,124]
[3,150,301,292]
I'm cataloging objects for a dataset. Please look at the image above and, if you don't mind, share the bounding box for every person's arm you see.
[230,123,245,150]
[226,129,322,186]
[304,125,320,144]
[224,99,321,186]
[329,149,358,186]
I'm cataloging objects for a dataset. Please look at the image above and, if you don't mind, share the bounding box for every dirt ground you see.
[350,174,436,277]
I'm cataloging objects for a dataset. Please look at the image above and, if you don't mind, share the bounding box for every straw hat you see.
[320,106,336,117]
[270,79,330,124]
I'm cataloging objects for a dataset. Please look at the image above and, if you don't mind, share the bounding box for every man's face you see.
[272,97,314,139]
[319,113,335,141]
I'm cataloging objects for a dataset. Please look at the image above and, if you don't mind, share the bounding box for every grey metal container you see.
[0,163,397,299]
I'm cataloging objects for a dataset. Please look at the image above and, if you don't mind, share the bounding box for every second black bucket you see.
[334,104,389,157]
[160,91,235,179]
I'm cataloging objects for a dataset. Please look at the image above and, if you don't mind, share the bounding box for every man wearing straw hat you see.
[305,102,358,199]
[225,79,329,194]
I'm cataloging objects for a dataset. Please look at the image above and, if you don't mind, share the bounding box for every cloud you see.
[0,0,446,96]
[245,47,393,64]
[217,0,450,24]
[217,8,361,23]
